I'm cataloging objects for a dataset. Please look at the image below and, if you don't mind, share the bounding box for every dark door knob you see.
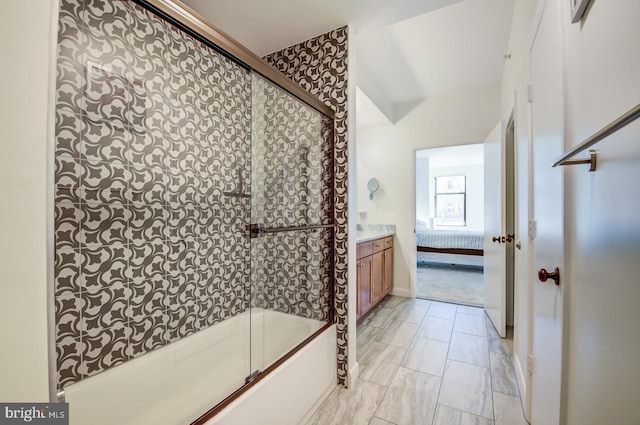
[492,236,502,243]
[506,234,515,243]
[538,267,560,286]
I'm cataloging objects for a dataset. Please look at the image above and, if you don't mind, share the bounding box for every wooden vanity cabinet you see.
[357,255,372,318]
[356,235,394,320]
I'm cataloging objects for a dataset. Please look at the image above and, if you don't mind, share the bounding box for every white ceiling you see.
[181,0,514,126]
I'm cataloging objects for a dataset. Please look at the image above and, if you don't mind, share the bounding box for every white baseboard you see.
[391,288,411,298]
[349,361,360,387]
[513,354,529,419]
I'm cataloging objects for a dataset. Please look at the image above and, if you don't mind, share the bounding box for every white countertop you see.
[356,224,396,244]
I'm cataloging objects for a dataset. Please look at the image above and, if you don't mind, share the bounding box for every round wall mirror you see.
[367,178,380,200]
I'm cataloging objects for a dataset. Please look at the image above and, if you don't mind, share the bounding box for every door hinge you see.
[528,220,536,241]
[527,355,534,376]
[526,83,533,103]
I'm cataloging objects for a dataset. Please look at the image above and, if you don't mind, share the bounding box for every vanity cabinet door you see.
[371,251,385,305]
[357,255,372,319]
[383,248,394,294]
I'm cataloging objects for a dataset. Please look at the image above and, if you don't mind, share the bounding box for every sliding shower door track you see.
[133,0,334,119]
[190,322,335,425]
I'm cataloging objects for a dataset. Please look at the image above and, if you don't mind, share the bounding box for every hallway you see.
[307,296,527,425]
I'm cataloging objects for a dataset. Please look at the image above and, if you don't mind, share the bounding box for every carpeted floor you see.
[416,263,484,306]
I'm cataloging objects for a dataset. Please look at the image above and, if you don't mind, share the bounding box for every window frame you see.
[434,175,467,227]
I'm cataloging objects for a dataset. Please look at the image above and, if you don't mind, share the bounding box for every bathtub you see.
[64,309,336,425]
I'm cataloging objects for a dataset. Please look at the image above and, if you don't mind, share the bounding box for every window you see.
[434,175,466,226]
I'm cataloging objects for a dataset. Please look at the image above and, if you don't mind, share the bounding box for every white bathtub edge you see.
[208,325,337,425]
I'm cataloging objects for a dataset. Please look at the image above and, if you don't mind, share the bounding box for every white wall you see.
[500,0,538,412]
[561,0,640,423]
[429,164,484,231]
[357,85,501,296]
[0,1,58,401]
[503,0,640,422]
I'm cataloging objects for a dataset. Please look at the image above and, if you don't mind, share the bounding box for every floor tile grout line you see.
[371,297,429,424]
[369,358,400,424]
[434,402,498,425]
[451,329,489,338]
[438,307,495,420]
[486,315,496,421]
[492,388,521,398]
[355,296,526,425]
[428,307,456,425]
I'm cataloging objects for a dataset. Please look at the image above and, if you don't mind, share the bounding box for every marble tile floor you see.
[306,296,527,425]
[417,264,485,306]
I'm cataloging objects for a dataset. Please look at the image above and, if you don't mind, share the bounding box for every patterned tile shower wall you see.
[54,0,253,389]
[264,27,350,386]
[250,74,334,321]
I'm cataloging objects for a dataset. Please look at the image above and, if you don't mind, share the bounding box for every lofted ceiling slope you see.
[181,0,514,127]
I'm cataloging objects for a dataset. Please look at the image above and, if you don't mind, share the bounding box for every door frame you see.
[412,143,485,303]
[505,87,534,420]
[526,0,569,422]
[521,1,549,419]
[505,109,516,329]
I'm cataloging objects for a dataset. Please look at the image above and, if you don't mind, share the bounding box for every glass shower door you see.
[248,73,335,376]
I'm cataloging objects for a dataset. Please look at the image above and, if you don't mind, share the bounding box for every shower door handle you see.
[247,224,263,239]
[248,223,334,239]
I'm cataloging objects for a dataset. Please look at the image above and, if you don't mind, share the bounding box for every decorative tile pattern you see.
[53,0,252,388]
[252,229,333,321]
[54,0,336,393]
[264,26,349,386]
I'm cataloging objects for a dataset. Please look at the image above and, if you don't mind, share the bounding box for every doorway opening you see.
[415,144,485,306]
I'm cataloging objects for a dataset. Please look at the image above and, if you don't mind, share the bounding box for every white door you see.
[529,1,564,424]
[483,122,506,337]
